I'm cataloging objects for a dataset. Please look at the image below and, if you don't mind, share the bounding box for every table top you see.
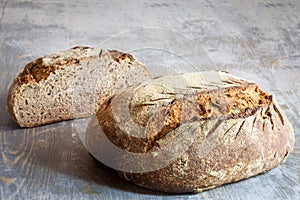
[0,0,299,199]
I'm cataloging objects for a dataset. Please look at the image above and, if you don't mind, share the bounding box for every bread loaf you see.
[85,71,295,193]
[7,46,151,127]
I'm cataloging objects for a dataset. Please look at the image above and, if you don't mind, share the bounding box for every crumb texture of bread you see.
[88,71,295,193]
[7,46,151,127]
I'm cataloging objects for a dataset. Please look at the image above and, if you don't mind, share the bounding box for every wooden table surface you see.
[0,0,299,199]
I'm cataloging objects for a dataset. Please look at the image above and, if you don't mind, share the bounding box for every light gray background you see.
[0,0,299,199]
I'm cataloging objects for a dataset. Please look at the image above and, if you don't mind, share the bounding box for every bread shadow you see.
[27,120,170,196]
[88,154,170,196]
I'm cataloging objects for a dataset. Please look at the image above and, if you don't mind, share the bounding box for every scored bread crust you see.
[86,71,295,193]
[7,46,151,127]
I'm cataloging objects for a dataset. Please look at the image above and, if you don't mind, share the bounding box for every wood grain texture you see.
[0,0,299,199]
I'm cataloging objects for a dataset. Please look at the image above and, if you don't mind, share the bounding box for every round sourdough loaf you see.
[85,71,295,193]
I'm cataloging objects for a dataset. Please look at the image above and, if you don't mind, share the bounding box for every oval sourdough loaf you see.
[7,46,151,127]
[85,71,295,193]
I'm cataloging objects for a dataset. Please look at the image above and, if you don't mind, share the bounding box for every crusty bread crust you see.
[86,71,295,193]
[7,46,151,127]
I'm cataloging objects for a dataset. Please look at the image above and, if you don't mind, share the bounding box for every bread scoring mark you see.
[234,120,245,139]
[206,119,222,138]
[262,121,266,132]
[266,107,274,130]
[150,97,175,102]
[223,122,238,137]
[108,50,135,63]
[222,80,234,85]
[71,46,92,50]
[162,92,177,95]
[226,78,246,85]
[273,103,285,125]
[283,149,289,159]
[153,75,163,79]
[187,86,204,89]
[188,83,217,88]
[132,103,157,108]
[251,113,258,134]
[98,49,103,57]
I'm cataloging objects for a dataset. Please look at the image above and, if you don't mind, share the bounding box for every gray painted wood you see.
[0,0,299,199]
